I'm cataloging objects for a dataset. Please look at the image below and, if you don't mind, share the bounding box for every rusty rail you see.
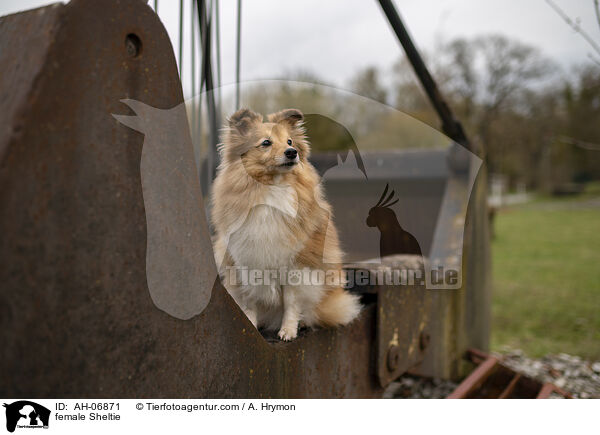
[447,350,572,399]
[446,356,499,399]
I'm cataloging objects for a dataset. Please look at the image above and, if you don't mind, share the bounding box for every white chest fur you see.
[228,182,301,270]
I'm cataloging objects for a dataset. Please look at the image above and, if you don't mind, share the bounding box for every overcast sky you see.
[3,0,600,94]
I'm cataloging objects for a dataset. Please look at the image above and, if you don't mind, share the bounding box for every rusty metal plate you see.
[0,0,382,398]
[345,255,430,387]
[377,281,430,387]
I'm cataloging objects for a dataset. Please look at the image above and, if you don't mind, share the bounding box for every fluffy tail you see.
[316,287,361,327]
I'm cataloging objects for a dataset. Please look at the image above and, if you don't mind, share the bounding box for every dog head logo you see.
[3,401,50,433]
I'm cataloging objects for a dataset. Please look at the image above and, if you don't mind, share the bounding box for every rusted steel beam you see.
[536,383,572,399]
[446,356,499,398]
[449,350,572,399]
[466,348,490,364]
[498,374,521,399]
[345,256,431,387]
[536,383,555,399]
[376,279,430,386]
[407,155,489,380]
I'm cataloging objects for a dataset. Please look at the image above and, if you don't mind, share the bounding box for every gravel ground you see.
[500,349,600,399]
[385,349,600,399]
[384,375,458,399]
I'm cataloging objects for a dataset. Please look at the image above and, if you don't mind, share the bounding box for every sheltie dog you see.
[210,108,361,340]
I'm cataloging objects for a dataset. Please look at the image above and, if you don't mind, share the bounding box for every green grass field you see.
[491,189,600,360]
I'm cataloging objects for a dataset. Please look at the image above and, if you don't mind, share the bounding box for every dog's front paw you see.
[278,326,298,341]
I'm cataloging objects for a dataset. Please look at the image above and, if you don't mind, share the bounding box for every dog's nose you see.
[284,148,297,159]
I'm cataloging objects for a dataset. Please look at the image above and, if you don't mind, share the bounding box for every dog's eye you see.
[287,139,292,145]
[261,139,272,147]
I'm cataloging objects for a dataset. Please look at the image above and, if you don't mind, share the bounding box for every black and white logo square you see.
[3,401,50,433]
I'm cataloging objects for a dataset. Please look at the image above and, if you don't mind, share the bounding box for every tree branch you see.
[545,0,600,57]
[595,0,600,34]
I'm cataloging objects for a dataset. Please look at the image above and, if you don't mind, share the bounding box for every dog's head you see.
[220,108,310,179]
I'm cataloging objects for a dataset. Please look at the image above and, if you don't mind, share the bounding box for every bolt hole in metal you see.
[125,33,142,58]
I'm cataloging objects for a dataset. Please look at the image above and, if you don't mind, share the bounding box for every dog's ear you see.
[228,108,262,135]
[268,109,304,128]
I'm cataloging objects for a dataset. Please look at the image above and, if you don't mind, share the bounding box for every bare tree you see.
[348,66,388,104]
[475,36,553,136]
[432,38,478,121]
[391,56,438,125]
[431,35,556,176]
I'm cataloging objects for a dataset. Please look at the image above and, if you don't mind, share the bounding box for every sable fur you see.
[210,108,361,340]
